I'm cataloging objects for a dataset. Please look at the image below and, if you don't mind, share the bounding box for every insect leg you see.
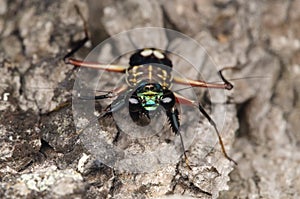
[77,93,114,100]
[76,95,127,135]
[63,5,89,62]
[218,67,235,90]
[45,101,72,115]
[78,85,128,100]
[173,68,234,90]
[162,104,191,170]
[100,95,127,118]
[75,85,129,135]
[197,104,237,165]
[66,59,127,73]
[63,6,127,73]
[160,90,191,169]
[174,92,237,165]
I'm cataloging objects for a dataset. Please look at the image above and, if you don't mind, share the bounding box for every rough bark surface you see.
[0,0,299,199]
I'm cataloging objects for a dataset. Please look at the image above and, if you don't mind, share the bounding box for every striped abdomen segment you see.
[126,64,172,88]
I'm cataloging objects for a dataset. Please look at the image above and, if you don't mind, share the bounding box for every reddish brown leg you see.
[173,68,234,90]
[174,92,237,165]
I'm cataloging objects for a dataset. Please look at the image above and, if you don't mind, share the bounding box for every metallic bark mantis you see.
[65,6,237,172]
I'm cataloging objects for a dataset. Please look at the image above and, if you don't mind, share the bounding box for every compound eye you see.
[161,97,172,104]
[160,93,175,110]
[129,97,142,112]
[129,98,139,104]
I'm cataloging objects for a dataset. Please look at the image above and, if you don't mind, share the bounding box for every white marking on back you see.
[140,49,153,57]
[153,50,165,59]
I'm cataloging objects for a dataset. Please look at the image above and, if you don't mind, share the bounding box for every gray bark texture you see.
[0,0,299,199]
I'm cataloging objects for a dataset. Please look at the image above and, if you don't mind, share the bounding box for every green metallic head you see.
[135,82,164,111]
[128,81,176,126]
[128,81,176,111]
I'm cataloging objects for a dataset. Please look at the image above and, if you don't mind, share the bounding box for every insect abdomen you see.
[126,64,172,88]
[126,48,173,87]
